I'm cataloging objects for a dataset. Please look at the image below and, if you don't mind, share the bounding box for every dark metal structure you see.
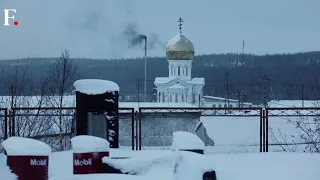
[75,91,119,148]
[1,106,319,152]
[0,108,8,140]
[264,107,320,152]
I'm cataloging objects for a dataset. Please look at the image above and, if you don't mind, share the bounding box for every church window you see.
[178,66,180,76]
[186,67,188,76]
[175,93,178,102]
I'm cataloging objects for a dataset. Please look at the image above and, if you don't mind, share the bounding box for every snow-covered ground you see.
[2,149,320,180]
[199,115,318,153]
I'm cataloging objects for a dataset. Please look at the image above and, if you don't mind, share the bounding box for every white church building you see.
[153,17,253,108]
[154,18,205,106]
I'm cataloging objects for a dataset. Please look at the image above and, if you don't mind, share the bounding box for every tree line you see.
[0,51,320,104]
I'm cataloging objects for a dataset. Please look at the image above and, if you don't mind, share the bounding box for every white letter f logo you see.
[4,9,17,26]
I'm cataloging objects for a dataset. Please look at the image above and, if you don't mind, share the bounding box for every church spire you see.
[177,17,184,34]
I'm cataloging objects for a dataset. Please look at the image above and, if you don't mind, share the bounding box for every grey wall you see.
[118,113,200,147]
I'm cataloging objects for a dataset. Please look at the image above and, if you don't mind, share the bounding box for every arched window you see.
[186,67,188,76]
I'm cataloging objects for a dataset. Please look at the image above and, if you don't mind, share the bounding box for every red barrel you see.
[7,155,49,180]
[73,151,109,174]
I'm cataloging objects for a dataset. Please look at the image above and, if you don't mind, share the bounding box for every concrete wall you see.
[118,112,200,147]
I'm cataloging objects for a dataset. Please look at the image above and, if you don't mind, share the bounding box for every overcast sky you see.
[0,0,319,60]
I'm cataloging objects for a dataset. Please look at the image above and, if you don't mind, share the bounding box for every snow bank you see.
[171,131,204,150]
[0,153,17,180]
[49,149,320,180]
[102,152,180,175]
[49,174,160,180]
[73,79,119,95]
[173,151,215,180]
[103,151,215,180]
[2,137,51,156]
[71,135,109,153]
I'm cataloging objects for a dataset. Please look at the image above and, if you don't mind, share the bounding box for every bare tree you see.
[0,59,52,142]
[45,49,77,150]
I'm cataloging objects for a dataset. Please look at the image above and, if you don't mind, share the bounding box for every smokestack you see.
[143,36,147,102]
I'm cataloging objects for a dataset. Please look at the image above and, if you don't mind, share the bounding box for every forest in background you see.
[0,51,320,105]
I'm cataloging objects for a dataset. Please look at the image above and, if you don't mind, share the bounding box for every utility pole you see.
[237,89,241,108]
[301,83,305,107]
[137,80,140,105]
[242,40,245,63]
[226,72,230,108]
[263,75,268,108]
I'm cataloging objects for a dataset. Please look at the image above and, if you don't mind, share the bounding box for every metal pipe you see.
[260,109,262,152]
[144,36,147,102]
[266,108,269,152]
[131,109,135,150]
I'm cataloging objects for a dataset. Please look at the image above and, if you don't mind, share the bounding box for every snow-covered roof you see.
[167,33,181,48]
[203,96,238,102]
[154,77,205,85]
[120,102,197,111]
[168,84,186,89]
[203,96,253,105]
[71,135,110,153]
[166,33,194,51]
[2,137,52,156]
[73,79,119,95]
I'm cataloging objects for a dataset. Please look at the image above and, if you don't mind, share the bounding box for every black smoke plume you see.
[123,23,165,50]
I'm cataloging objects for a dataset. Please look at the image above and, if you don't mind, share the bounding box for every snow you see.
[1,137,51,156]
[168,84,187,89]
[102,151,214,180]
[268,100,318,107]
[120,102,197,111]
[0,153,17,180]
[71,135,109,153]
[154,77,205,85]
[73,79,119,95]
[166,33,182,48]
[50,174,158,180]
[171,131,205,150]
[46,142,320,180]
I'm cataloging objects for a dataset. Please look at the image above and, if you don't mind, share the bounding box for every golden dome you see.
[166,33,195,60]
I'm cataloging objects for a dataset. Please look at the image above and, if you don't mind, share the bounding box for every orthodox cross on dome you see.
[177,17,184,34]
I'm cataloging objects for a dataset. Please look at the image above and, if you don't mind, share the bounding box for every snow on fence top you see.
[71,135,110,153]
[1,137,51,156]
[73,79,119,95]
[171,131,205,150]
